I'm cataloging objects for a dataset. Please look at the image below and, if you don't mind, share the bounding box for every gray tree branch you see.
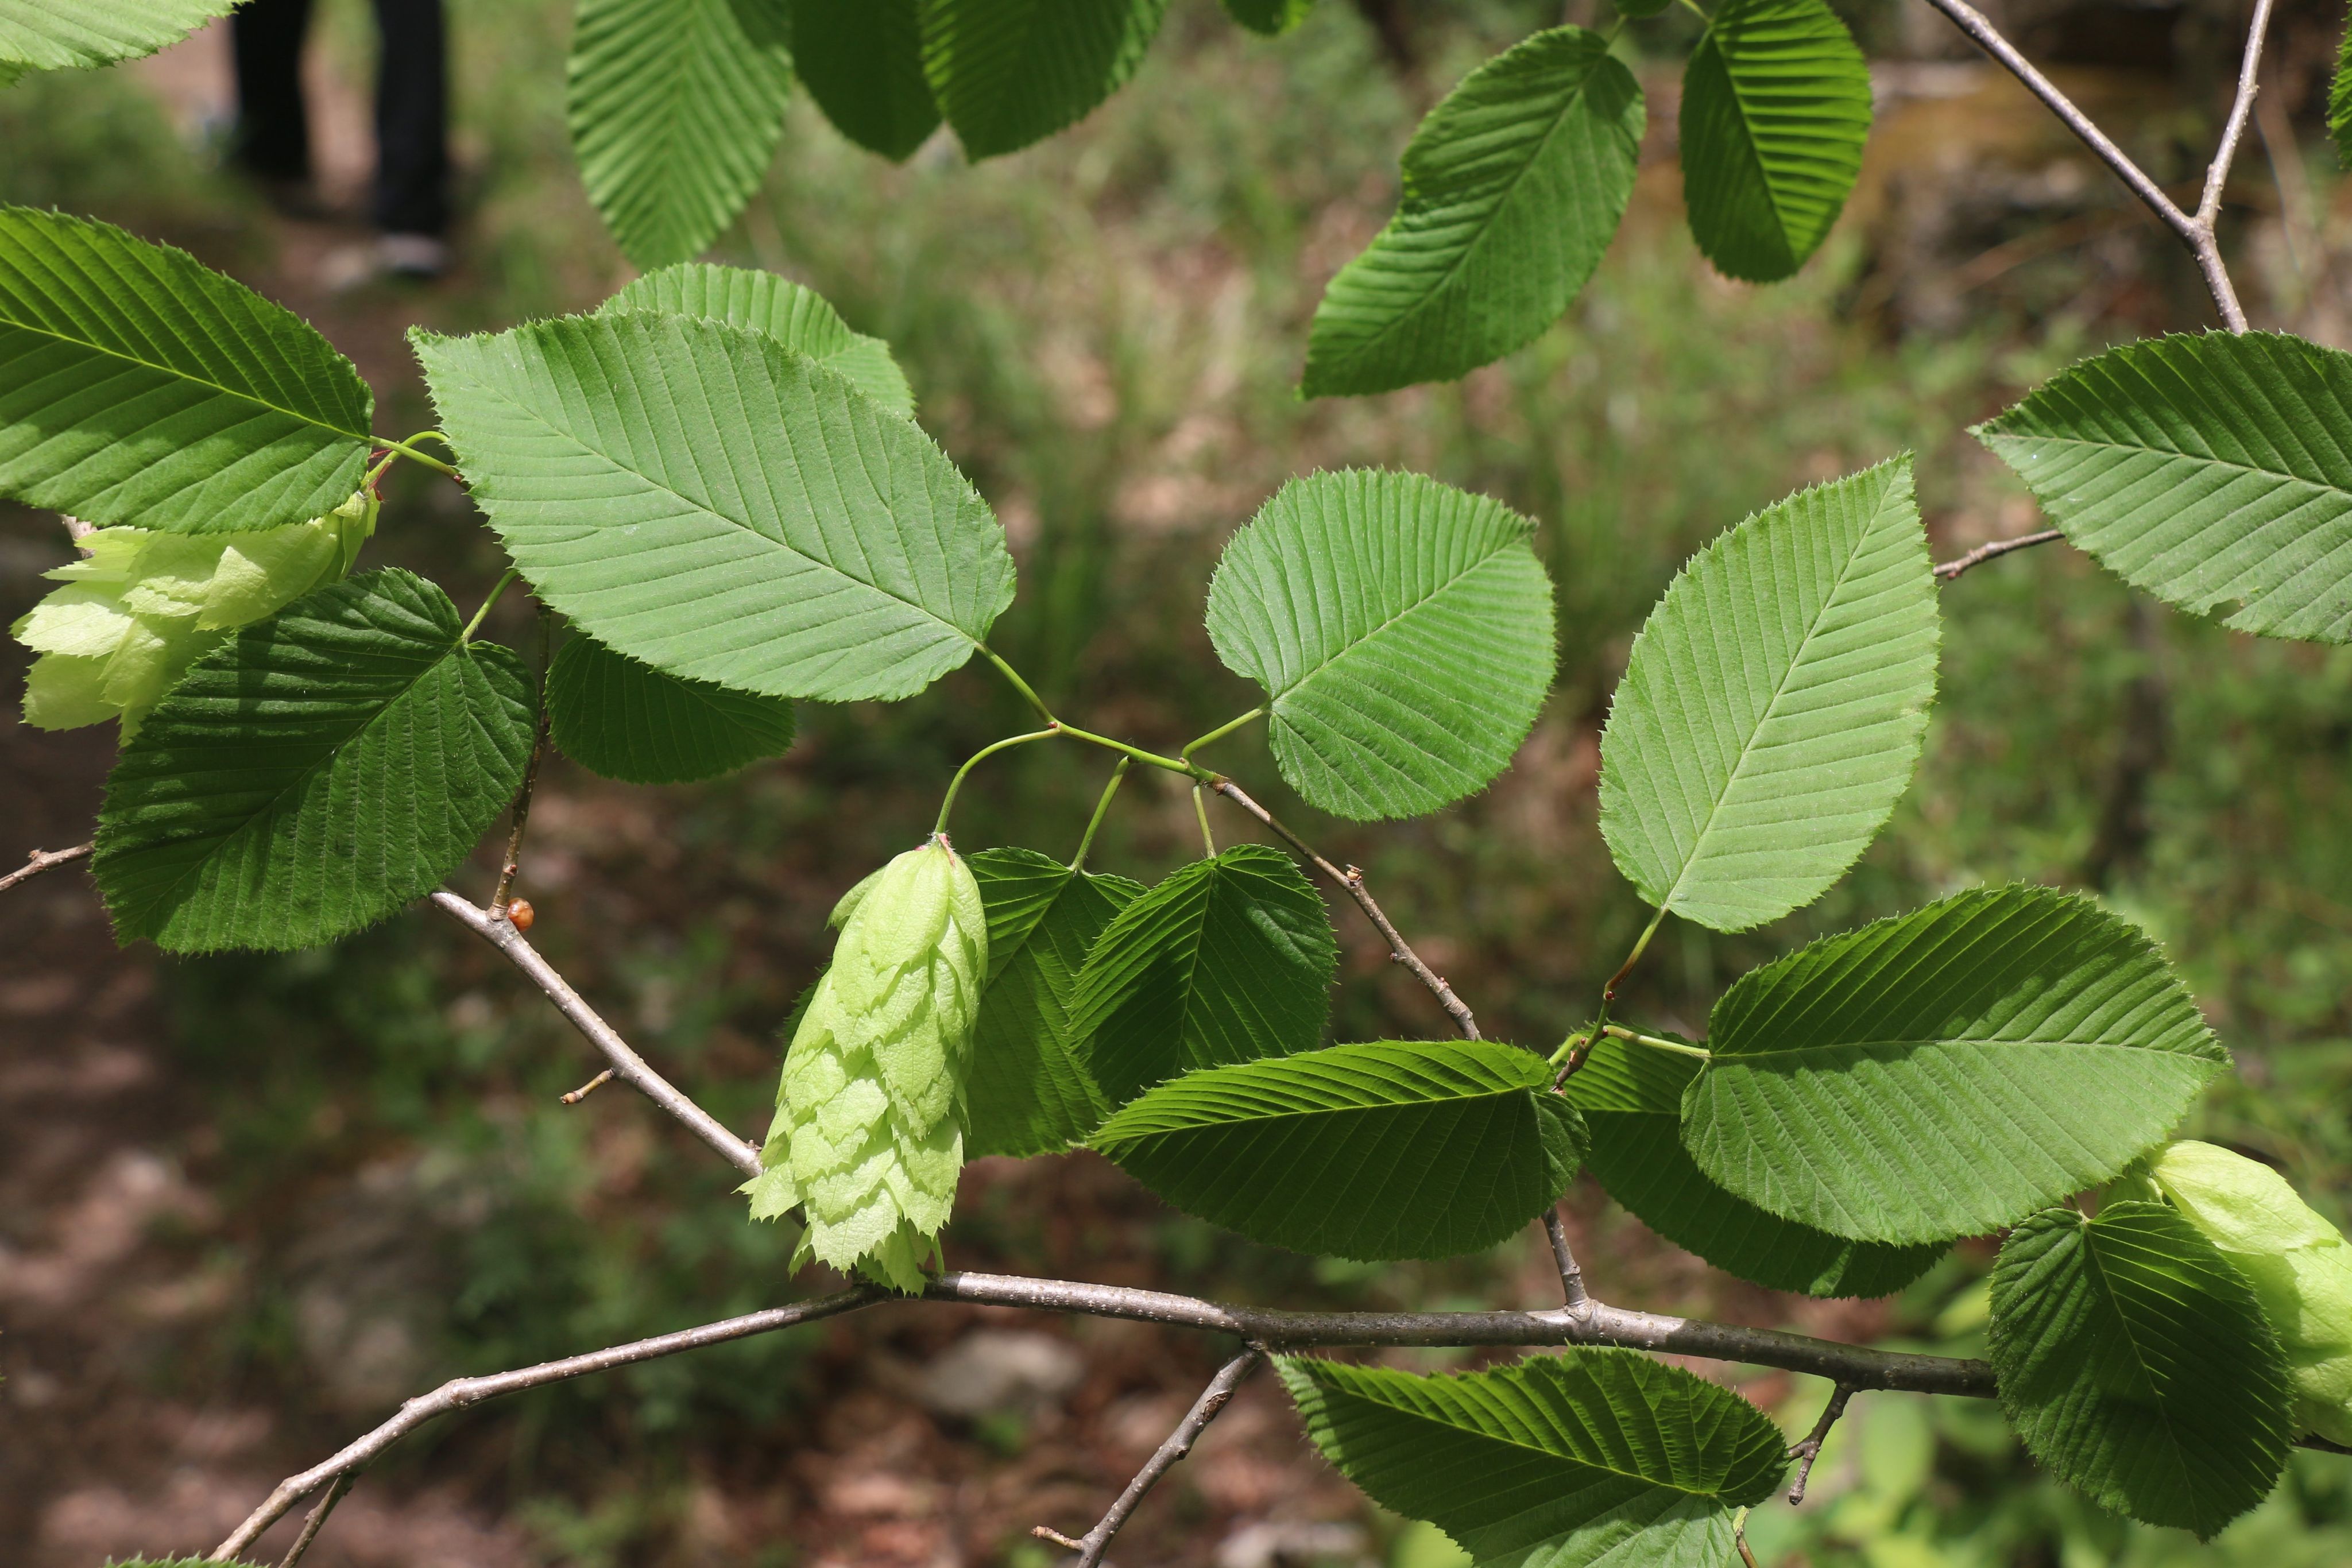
[1207,777,1483,1042]
[212,1288,886,1557]
[428,889,760,1175]
[0,839,92,894]
[1914,0,2273,332]
[1035,1346,1266,1567]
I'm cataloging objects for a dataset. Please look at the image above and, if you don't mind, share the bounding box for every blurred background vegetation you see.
[5,0,2352,1563]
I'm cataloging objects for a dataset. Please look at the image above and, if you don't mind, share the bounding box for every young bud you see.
[2140,1140,2352,1444]
[744,835,988,1292]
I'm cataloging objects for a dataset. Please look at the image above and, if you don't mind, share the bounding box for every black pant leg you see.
[370,0,450,236]
[230,0,316,182]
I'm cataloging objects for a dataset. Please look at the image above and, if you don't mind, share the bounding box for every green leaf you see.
[1220,0,1312,35]
[1975,332,2352,644]
[1094,1039,1584,1261]
[1301,29,1641,398]
[790,0,941,160]
[1205,470,1554,820]
[546,630,794,784]
[1681,885,2228,1245]
[567,0,794,269]
[92,569,535,953]
[599,261,915,416]
[413,312,1013,702]
[1066,843,1337,1105]
[1279,1349,1786,1566]
[1562,1037,1943,1297]
[1598,458,1937,932]
[1678,0,1870,284]
[0,0,234,72]
[1990,1202,2293,1538]
[919,0,1168,158]
[966,846,1142,1156]
[0,207,375,533]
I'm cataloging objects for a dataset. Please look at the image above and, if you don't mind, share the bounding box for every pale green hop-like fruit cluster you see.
[11,490,378,737]
[745,835,988,1292]
[2125,1140,2352,1444]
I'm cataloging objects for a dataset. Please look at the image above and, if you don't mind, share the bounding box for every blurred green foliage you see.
[8,0,2352,1561]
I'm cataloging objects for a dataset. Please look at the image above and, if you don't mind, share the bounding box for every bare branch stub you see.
[1042,1345,1267,1567]
[1787,1383,1857,1504]
[430,889,760,1175]
[0,840,92,896]
[1545,1208,1592,1314]
[1933,529,2065,582]
[560,1067,616,1105]
[1207,777,1482,1042]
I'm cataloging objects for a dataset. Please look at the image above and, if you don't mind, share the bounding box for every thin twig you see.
[274,1468,358,1568]
[213,1288,886,1557]
[1208,777,1480,1042]
[1912,0,2264,330]
[1043,1346,1266,1566]
[560,1068,616,1105]
[1933,529,2065,582]
[429,889,759,1175]
[490,608,552,917]
[0,841,91,895]
[2201,0,2274,230]
[1545,1209,1591,1314]
[1914,0,2193,239]
[1787,1383,1856,1504]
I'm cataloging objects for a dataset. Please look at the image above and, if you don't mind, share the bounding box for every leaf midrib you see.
[1348,44,1618,358]
[1984,427,2352,504]
[0,309,370,446]
[1101,1078,1521,1141]
[1713,1036,2211,1064]
[452,339,977,647]
[138,633,469,924]
[1339,1384,1727,1499]
[1270,534,1525,705]
[1659,475,1898,912]
[2076,1218,2198,1492]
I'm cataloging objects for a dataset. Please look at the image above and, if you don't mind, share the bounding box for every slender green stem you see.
[1601,1024,1710,1060]
[1554,905,1669,1083]
[1055,722,1202,779]
[1676,0,1709,20]
[935,728,1062,835]
[399,429,457,453]
[378,436,461,478]
[1181,707,1265,765]
[1070,757,1132,873]
[1192,784,1217,856]
[461,568,521,642]
[978,645,1057,726]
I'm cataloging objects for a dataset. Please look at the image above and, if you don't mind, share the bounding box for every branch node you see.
[1787,1383,1857,1504]
[560,1068,616,1105]
[0,840,92,896]
[1032,1526,1086,1551]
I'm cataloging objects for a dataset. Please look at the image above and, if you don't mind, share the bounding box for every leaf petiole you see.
[377,432,461,478]
[1181,707,1265,765]
[461,568,522,643]
[935,727,1063,835]
[1070,757,1132,872]
[978,644,1057,726]
[1053,721,1202,779]
[1602,1024,1709,1060]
